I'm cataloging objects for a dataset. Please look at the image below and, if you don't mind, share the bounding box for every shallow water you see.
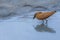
[0,11,60,40]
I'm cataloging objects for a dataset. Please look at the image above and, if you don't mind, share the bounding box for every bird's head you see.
[33,12,42,19]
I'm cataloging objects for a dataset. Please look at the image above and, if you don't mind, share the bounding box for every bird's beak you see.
[54,11,56,12]
[33,16,35,19]
[33,13,37,19]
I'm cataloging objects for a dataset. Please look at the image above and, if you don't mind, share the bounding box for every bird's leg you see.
[45,19,48,26]
[42,20,44,24]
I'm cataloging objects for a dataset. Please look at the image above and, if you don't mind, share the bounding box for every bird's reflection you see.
[34,23,56,33]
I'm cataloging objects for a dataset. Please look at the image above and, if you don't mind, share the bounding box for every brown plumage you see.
[33,11,56,25]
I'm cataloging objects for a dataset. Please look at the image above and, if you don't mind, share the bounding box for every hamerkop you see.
[33,11,56,25]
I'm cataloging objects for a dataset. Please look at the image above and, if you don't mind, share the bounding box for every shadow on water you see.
[34,24,56,33]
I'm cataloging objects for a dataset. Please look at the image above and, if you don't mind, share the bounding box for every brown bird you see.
[33,11,56,25]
